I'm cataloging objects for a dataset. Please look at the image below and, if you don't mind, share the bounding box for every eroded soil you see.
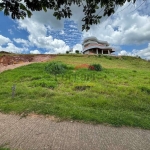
[0,54,56,73]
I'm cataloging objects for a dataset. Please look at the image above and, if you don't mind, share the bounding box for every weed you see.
[45,61,67,75]
[140,86,150,94]
[89,64,102,71]
[74,85,91,91]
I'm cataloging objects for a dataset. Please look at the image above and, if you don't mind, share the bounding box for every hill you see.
[0,54,150,129]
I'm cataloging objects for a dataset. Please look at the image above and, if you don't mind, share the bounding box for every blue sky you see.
[0,0,150,59]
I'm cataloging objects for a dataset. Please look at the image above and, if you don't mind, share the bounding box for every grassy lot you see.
[0,55,150,129]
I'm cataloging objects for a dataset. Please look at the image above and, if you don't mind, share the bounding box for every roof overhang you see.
[83,46,114,52]
[82,37,109,46]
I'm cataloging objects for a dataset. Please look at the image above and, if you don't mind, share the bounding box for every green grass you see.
[0,145,10,150]
[0,55,150,129]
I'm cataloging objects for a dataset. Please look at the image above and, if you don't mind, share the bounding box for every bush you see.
[45,61,67,75]
[88,64,102,71]
[75,50,79,54]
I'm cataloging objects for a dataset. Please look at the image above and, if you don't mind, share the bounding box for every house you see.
[82,37,115,55]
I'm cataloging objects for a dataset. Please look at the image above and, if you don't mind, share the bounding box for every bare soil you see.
[0,55,56,73]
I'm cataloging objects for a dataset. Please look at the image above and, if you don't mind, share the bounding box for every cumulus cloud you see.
[118,43,150,60]
[0,35,10,46]
[30,50,41,54]
[17,18,70,54]
[118,50,129,56]
[73,44,83,53]
[0,43,28,54]
[0,35,27,54]
[133,44,150,60]
[13,38,31,47]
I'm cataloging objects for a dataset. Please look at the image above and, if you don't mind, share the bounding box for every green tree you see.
[75,50,79,54]
[0,0,139,31]
[66,51,69,54]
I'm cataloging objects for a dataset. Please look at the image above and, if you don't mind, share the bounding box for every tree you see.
[75,50,79,54]
[66,51,69,54]
[0,0,138,31]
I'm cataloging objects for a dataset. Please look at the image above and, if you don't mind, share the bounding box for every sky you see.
[0,0,150,60]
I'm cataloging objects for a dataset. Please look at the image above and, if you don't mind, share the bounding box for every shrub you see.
[45,61,67,75]
[75,50,79,54]
[88,64,102,71]
[66,51,69,54]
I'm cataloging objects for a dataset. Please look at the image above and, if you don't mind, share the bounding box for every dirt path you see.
[0,62,33,73]
[0,55,54,73]
[0,113,150,150]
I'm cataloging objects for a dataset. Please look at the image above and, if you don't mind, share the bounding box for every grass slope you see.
[0,55,150,129]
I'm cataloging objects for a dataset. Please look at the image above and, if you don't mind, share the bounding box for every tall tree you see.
[0,0,139,30]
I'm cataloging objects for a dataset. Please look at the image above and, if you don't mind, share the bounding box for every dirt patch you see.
[75,64,90,69]
[0,62,32,73]
[0,54,56,73]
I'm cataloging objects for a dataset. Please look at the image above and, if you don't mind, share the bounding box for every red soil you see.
[0,54,56,73]
[75,64,90,69]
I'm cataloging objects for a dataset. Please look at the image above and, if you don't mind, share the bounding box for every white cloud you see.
[17,17,70,54]
[118,43,150,60]
[69,25,77,28]
[8,29,13,35]
[73,44,83,53]
[60,30,65,35]
[0,43,28,54]
[18,19,47,37]
[30,50,41,54]
[0,35,27,54]
[118,50,130,56]
[133,44,150,60]
[111,45,122,52]
[28,35,70,53]
[13,38,30,47]
[0,35,10,46]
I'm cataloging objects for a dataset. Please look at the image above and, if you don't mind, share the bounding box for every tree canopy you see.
[0,0,138,31]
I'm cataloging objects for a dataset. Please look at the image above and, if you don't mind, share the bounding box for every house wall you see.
[83,51,89,54]
[83,49,111,55]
